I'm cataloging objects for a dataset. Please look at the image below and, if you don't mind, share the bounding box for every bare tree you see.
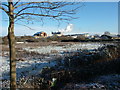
[0,0,82,89]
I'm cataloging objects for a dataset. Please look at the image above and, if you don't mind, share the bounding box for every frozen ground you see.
[0,42,117,88]
[0,56,57,81]
[24,43,104,54]
[1,43,104,81]
[0,43,114,80]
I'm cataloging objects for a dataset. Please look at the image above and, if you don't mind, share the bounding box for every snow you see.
[0,57,9,80]
[74,83,105,89]
[1,42,118,88]
[0,56,4,87]
[0,43,105,82]
[0,56,57,81]
[24,43,103,54]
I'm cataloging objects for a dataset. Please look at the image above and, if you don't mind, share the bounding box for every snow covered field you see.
[1,43,103,80]
[0,42,114,85]
[0,43,111,80]
[0,56,57,81]
[24,43,104,54]
[1,42,119,89]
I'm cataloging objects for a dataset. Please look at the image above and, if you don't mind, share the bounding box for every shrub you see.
[76,35,86,40]
[2,36,8,45]
[47,35,60,41]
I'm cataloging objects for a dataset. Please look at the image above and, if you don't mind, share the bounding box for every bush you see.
[47,35,60,41]
[15,36,48,42]
[0,37,2,44]
[2,36,8,45]
[76,35,86,40]
[59,36,74,41]
[16,36,35,42]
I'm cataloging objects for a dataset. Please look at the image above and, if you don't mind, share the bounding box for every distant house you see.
[101,34,120,40]
[117,34,120,38]
[65,33,89,39]
[101,35,112,40]
[111,35,120,39]
[71,35,78,38]
[33,32,47,38]
[88,35,94,39]
[52,32,63,36]
[65,34,80,38]
[93,34,101,40]
[83,33,89,37]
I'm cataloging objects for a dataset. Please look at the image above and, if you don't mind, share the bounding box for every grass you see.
[40,44,120,89]
[1,42,120,89]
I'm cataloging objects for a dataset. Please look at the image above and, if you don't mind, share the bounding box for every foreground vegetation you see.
[1,36,120,89]
[38,43,120,89]
[2,42,118,89]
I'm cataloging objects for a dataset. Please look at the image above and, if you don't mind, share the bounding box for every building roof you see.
[33,31,46,36]
[52,32,61,34]
[102,34,118,38]
[65,34,88,36]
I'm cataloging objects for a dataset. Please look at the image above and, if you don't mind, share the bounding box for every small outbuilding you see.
[101,35,112,40]
[33,32,47,38]
[52,32,62,36]
[101,34,120,40]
